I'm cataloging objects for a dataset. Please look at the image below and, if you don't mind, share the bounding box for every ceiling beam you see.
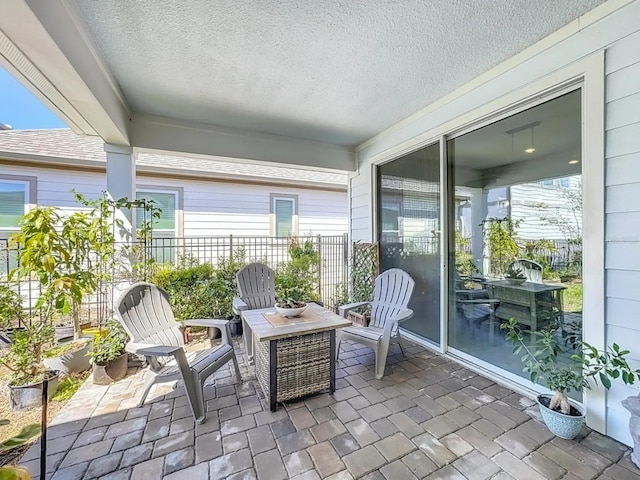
[0,0,131,144]
[131,114,356,172]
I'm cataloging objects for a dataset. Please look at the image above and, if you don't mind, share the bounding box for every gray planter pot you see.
[92,353,128,385]
[622,394,640,469]
[538,394,585,439]
[43,340,93,375]
[9,371,60,410]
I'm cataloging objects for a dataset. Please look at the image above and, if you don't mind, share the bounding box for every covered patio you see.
[17,338,639,479]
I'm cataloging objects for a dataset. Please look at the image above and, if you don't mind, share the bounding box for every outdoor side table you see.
[240,303,351,411]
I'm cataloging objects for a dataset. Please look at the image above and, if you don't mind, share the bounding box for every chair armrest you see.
[391,309,414,324]
[337,301,370,317]
[126,342,182,357]
[233,297,248,314]
[182,319,229,328]
[183,318,232,345]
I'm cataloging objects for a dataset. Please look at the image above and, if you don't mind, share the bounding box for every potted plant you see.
[504,264,527,285]
[502,318,639,440]
[0,419,40,480]
[274,297,308,317]
[42,339,93,375]
[88,319,129,385]
[0,319,59,410]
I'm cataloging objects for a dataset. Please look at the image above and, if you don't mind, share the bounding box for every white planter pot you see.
[622,394,640,469]
[43,340,93,374]
[537,394,585,440]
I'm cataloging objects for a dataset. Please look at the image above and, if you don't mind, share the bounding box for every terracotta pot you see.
[92,353,128,385]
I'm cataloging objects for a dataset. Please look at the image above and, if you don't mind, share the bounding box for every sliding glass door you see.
[447,90,583,389]
[377,142,441,344]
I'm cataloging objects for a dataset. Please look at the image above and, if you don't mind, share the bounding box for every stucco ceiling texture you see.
[70,0,605,147]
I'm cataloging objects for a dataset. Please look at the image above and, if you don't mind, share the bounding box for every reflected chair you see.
[510,259,543,283]
[115,282,241,424]
[337,269,414,379]
[233,263,277,364]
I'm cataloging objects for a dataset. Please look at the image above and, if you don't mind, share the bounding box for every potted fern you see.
[502,318,639,440]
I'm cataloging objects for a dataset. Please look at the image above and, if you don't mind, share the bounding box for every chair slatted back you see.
[369,269,415,329]
[115,282,184,371]
[236,263,277,310]
[512,259,543,283]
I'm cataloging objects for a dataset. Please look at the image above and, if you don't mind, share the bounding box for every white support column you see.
[470,189,488,273]
[105,143,136,239]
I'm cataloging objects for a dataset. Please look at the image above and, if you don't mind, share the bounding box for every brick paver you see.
[16,337,640,480]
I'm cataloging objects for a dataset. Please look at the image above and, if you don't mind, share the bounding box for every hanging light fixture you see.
[525,126,536,154]
[506,121,540,155]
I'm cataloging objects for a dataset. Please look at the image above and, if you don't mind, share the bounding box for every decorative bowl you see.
[274,303,308,317]
[505,278,526,285]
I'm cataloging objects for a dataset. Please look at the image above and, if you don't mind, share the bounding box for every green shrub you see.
[275,238,319,302]
[150,249,247,320]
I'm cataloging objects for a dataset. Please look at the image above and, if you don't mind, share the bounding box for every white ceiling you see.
[68,0,605,147]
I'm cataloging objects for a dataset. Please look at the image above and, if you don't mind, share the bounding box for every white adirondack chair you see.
[338,269,415,379]
[510,259,543,283]
[115,282,241,424]
[233,263,277,364]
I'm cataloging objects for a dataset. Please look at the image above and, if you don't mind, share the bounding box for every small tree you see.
[9,192,159,340]
[483,217,521,277]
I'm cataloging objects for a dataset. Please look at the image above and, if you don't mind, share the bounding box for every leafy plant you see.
[0,419,40,480]
[8,193,159,341]
[455,232,478,278]
[0,320,54,386]
[151,248,247,320]
[88,319,129,365]
[502,318,639,415]
[483,217,520,277]
[276,298,306,309]
[505,264,526,280]
[0,286,24,331]
[42,340,89,359]
[275,238,319,302]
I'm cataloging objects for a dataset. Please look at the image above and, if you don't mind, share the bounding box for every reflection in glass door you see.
[447,90,583,392]
[377,142,441,344]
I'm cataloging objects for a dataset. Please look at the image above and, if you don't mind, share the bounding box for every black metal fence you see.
[1,234,349,328]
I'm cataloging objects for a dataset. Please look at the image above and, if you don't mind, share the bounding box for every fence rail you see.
[1,234,348,328]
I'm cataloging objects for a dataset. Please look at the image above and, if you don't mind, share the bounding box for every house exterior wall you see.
[350,1,640,446]
[0,163,348,237]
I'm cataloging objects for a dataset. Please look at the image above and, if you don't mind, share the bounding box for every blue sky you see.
[0,66,67,130]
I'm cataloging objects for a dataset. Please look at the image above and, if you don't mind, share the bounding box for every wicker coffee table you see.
[240,303,351,411]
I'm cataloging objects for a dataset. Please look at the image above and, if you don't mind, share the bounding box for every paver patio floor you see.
[18,336,640,479]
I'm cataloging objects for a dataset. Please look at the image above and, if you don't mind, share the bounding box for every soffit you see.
[68,0,605,147]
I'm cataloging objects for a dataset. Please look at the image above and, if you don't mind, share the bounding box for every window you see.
[270,194,298,237]
[136,189,180,264]
[0,175,36,275]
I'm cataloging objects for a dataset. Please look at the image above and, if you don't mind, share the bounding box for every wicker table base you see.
[254,330,336,411]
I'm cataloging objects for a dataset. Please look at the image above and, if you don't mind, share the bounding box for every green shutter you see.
[0,183,26,228]
[275,199,293,237]
[136,192,176,230]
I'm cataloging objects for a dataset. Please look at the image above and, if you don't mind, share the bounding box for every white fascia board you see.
[0,0,131,145]
[131,113,356,172]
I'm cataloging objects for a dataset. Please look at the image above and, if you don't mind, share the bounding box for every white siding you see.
[350,1,640,445]
[0,164,348,237]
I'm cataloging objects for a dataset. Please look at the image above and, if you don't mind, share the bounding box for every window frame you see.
[0,174,37,236]
[270,193,299,237]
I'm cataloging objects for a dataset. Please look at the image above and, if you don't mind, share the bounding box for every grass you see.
[563,282,583,313]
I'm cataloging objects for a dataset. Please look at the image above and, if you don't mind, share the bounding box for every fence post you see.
[316,234,322,300]
[229,234,233,259]
[342,232,349,286]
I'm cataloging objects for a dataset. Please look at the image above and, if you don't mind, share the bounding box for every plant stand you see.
[622,394,640,469]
